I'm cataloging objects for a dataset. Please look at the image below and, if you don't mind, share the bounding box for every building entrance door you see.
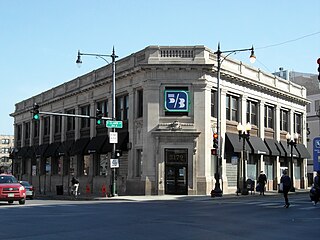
[164,149,188,195]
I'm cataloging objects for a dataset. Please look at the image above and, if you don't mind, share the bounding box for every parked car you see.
[0,174,26,205]
[19,181,35,199]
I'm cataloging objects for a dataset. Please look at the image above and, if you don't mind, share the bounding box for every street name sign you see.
[106,120,123,128]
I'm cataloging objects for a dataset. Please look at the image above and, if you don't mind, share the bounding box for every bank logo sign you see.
[164,90,189,112]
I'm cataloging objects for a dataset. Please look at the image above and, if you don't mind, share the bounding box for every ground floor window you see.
[99,154,108,176]
[264,157,274,180]
[294,159,301,179]
[247,155,257,181]
[83,155,90,176]
[135,149,143,177]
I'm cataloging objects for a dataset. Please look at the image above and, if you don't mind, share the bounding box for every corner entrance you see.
[165,149,188,195]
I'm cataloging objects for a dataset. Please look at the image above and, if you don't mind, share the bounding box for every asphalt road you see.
[0,193,318,240]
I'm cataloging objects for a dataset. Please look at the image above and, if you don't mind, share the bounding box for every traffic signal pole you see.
[36,111,112,121]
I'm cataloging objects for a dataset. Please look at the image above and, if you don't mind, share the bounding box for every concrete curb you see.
[34,189,309,202]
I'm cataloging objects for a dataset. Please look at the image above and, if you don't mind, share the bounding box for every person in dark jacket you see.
[258,171,267,195]
[280,169,291,208]
[312,170,320,205]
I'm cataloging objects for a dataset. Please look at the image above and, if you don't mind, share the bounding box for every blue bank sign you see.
[164,90,189,112]
[313,137,320,171]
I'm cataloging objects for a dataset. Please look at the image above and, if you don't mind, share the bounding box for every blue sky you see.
[1,0,319,135]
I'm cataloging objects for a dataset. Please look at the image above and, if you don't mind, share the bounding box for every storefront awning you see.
[44,142,61,158]
[85,135,108,154]
[35,144,49,157]
[15,146,29,158]
[295,143,311,159]
[280,141,299,157]
[247,136,269,155]
[70,138,90,155]
[264,138,283,156]
[225,132,250,153]
[57,140,74,156]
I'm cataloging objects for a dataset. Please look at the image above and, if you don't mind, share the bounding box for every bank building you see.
[11,45,310,196]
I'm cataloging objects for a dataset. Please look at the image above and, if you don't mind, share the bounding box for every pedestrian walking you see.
[280,169,291,208]
[312,170,320,206]
[257,171,267,195]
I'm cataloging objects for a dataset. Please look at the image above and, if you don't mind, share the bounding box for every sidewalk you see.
[34,189,309,202]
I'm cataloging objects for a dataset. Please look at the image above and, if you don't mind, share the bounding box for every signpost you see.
[313,137,320,171]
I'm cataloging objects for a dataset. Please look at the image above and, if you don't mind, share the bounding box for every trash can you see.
[56,185,63,195]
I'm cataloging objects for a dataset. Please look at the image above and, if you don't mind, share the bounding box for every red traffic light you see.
[213,133,218,139]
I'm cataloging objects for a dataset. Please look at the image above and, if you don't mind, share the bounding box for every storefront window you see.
[99,154,108,176]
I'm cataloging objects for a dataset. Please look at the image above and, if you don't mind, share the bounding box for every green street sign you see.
[106,120,123,128]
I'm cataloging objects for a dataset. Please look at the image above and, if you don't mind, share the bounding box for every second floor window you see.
[80,105,90,128]
[66,109,75,131]
[137,89,143,118]
[211,90,217,118]
[246,100,258,126]
[33,121,39,138]
[264,105,274,129]
[97,100,109,118]
[294,113,302,134]
[17,124,22,141]
[54,115,62,134]
[226,94,239,121]
[43,117,50,136]
[280,109,289,131]
[116,95,129,120]
[24,122,30,140]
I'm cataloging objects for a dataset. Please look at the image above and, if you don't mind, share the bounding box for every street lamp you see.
[211,43,256,197]
[237,122,252,195]
[76,47,118,196]
[286,132,299,192]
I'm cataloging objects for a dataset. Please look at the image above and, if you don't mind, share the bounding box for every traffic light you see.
[32,103,40,120]
[317,58,320,81]
[115,149,122,158]
[96,109,103,125]
[213,132,218,149]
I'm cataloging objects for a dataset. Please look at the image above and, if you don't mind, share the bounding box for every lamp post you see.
[211,43,256,197]
[76,47,118,196]
[237,122,252,195]
[286,132,299,192]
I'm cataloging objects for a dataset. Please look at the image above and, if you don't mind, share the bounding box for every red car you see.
[0,174,26,205]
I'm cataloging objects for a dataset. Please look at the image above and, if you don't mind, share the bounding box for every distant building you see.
[0,135,14,173]
[10,46,310,196]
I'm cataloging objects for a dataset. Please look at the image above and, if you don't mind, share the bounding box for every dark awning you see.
[57,140,74,156]
[295,143,311,159]
[25,146,36,158]
[70,138,90,155]
[280,141,299,157]
[247,136,269,155]
[225,132,250,153]
[16,146,29,158]
[44,142,61,158]
[35,144,49,157]
[101,139,112,154]
[85,135,108,154]
[117,131,129,151]
[264,138,282,156]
